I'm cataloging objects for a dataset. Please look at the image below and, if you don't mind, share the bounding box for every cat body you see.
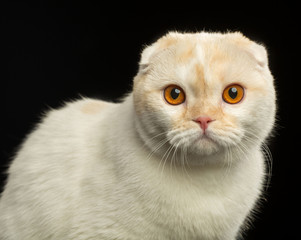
[0,32,276,240]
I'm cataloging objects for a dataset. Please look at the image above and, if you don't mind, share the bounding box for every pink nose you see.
[194,116,214,131]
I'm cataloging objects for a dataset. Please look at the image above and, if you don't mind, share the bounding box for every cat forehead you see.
[141,31,255,65]
[139,31,269,89]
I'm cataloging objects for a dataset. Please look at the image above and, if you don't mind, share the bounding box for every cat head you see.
[133,31,276,164]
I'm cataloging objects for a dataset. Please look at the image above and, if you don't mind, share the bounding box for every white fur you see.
[0,32,276,240]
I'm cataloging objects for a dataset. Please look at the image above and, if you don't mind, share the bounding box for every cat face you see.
[133,32,276,163]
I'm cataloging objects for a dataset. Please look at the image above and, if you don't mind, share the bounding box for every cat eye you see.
[164,85,186,105]
[222,84,244,104]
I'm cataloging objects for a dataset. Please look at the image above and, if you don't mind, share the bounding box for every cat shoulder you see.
[26,98,115,142]
[63,97,113,115]
[42,98,113,121]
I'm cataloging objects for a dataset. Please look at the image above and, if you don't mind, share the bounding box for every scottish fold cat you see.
[0,31,276,239]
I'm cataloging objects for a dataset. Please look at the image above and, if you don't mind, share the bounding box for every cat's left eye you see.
[164,85,186,105]
[222,84,244,104]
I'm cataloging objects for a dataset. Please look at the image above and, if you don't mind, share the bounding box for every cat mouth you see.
[190,131,220,153]
[166,128,224,157]
[167,128,222,155]
[197,130,216,143]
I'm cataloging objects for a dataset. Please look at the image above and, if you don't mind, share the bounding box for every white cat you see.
[0,31,276,240]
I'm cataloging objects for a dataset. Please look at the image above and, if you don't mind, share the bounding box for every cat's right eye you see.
[164,85,186,105]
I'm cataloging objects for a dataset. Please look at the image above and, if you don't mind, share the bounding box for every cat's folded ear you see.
[138,44,157,73]
[137,32,181,74]
[230,32,269,68]
[248,42,269,68]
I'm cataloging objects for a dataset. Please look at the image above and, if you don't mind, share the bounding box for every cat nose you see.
[194,116,214,131]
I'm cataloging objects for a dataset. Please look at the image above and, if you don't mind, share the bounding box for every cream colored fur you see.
[0,32,276,240]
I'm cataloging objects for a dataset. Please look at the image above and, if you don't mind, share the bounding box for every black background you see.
[1,1,299,239]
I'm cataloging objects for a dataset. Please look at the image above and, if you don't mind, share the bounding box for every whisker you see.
[243,130,273,190]
[169,141,180,182]
[261,142,273,190]
[160,142,175,180]
[147,137,169,160]
[222,145,232,180]
[142,131,169,148]
[182,145,193,181]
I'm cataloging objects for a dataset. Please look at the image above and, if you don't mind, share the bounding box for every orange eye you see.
[222,84,244,104]
[164,85,186,105]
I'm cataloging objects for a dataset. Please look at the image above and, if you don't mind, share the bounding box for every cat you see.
[0,31,276,240]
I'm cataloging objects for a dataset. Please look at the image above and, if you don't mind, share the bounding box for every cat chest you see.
[114,178,248,239]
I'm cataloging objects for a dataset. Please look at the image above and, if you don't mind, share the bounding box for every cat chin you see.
[189,137,221,156]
